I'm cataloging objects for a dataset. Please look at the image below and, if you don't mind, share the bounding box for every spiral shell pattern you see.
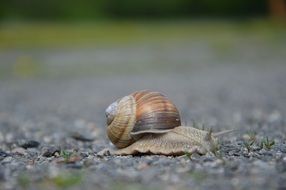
[106,90,181,148]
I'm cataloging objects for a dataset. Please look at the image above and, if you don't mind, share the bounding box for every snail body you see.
[114,126,218,155]
[105,90,226,156]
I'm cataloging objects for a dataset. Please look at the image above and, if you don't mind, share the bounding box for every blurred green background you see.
[0,0,285,78]
[0,0,268,20]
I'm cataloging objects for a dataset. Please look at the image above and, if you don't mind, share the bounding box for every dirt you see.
[0,40,286,190]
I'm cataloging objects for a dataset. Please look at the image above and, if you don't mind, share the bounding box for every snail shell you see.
[106,90,181,148]
[105,90,233,156]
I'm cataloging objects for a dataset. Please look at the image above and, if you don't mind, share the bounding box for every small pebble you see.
[18,140,40,149]
[70,132,95,142]
[41,146,61,157]
[0,150,10,159]
[96,148,111,157]
[11,147,27,155]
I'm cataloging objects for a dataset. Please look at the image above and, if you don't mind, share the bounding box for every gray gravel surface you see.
[0,43,286,190]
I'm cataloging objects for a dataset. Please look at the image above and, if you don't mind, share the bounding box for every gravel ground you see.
[1,42,286,190]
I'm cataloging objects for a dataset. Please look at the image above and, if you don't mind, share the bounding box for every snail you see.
[105,90,233,156]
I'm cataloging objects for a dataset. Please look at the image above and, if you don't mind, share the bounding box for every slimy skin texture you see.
[113,126,218,156]
[105,90,225,156]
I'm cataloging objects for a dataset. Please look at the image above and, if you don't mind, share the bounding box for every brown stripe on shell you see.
[130,90,181,136]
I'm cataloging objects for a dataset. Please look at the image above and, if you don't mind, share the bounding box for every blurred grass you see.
[0,20,286,49]
[0,20,286,79]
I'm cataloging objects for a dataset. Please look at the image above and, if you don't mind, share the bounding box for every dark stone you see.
[19,140,40,149]
[0,150,10,157]
[41,146,61,157]
[80,152,89,158]
[70,132,95,142]
[0,150,10,160]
